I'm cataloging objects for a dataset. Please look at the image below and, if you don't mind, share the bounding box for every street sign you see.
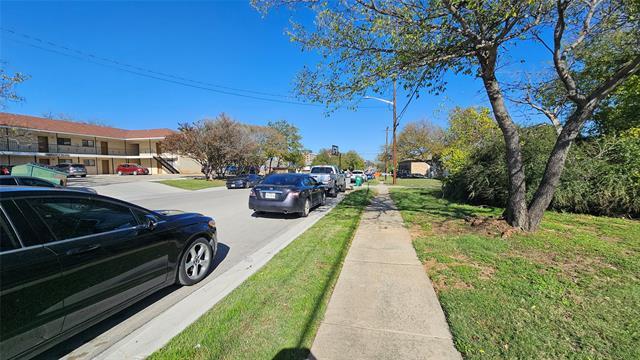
[331,145,339,156]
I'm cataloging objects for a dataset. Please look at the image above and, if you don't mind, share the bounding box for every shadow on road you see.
[34,242,231,360]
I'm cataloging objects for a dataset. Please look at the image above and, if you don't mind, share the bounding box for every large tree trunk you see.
[478,50,529,228]
[525,104,594,231]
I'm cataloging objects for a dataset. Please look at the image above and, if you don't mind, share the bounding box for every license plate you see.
[231,184,235,187]
[264,192,276,199]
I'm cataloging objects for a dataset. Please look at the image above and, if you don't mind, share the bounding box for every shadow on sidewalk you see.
[272,347,316,360]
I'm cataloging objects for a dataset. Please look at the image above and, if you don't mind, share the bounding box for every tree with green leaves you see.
[441,107,500,175]
[311,148,340,167]
[397,119,445,162]
[253,0,640,231]
[341,150,366,170]
[267,119,304,169]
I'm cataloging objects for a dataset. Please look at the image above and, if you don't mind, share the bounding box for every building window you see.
[83,159,96,166]
[82,140,95,147]
[38,159,51,165]
[57,138,71,146]
[59,159,72,164]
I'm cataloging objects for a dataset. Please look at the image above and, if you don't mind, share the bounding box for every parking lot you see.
[37,175,347,359]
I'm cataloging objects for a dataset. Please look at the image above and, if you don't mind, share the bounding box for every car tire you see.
[301,198,311,217]
[320,192,326,206]
[117,171,123,176]
[177,238,214,286]
[329,186,337,198]
[81,175,87,178]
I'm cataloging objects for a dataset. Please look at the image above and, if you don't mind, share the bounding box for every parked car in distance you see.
[0,187,217,360]
[226,174,263,189]
[351,170,366,182]
[54,163,87,178]
[249,173,326,217]
[116,163,149,176]
[309,165,346,197]
[0,176,97,194]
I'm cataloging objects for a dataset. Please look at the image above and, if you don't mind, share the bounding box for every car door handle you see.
[66,244,101,255]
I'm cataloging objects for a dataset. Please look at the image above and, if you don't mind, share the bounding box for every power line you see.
[3,28,387,109]
[396,68,430,122]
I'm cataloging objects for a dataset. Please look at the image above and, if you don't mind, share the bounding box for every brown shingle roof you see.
[0,112,174,139]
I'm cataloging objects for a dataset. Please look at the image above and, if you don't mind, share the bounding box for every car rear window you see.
[261,175,302,186]
[310,167,333,174]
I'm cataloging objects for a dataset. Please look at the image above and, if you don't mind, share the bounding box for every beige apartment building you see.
[0,112,200,175]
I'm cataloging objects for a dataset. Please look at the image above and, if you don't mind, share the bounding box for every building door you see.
[100,142,108,155]
[38,136,49,152]
[101,160,110,174]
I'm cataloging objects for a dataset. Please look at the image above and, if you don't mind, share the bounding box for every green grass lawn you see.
[150,189,372,360]
[158,178,226,190]
[369,177,442,188]
[390,187,640,359]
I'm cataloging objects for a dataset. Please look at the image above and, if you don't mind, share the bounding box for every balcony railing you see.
[0,142,138,156]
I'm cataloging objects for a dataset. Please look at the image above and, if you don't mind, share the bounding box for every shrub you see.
[443,126,640,218]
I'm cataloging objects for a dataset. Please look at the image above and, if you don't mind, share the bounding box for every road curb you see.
[92,191,353,360]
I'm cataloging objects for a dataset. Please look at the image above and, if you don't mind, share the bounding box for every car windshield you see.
[311,167,333,174]
[261,174,302,186]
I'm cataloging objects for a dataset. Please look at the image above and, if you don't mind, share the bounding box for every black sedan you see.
[226,174,263,189]
[0,187,217,360]
[0,175,97,193]
[249,173,326,217]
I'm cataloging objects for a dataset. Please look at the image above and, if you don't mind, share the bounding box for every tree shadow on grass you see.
[392,188,498,220]
[272,347,316,360]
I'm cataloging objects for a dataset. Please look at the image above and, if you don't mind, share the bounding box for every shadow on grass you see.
[392,188,497,220]
[272,347,316,360]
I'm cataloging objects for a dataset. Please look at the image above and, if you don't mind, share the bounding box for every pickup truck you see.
[309,165,346,197]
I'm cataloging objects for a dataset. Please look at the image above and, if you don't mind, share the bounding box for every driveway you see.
[36,180,346,359]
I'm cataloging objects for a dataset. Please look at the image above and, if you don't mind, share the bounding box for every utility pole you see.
[392,78,398,185]
[384,126,389,182]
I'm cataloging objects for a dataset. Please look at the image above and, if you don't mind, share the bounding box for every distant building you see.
[302,150,315,166]
[0,112,201,175]
[398,159,431,176]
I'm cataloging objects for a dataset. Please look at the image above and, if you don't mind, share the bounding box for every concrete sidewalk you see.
[311,185,461,360]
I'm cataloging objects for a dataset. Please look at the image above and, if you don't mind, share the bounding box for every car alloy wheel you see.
[133,171,138,176]
[117,171,123,176]
[178,238,213,285]
[301,198,311,217]
[321,192,326,205]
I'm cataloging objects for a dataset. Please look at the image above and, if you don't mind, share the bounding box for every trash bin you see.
[11,163,68,186]
[355,175,363,187]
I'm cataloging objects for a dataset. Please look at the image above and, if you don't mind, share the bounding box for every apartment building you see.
[0,112,200,175]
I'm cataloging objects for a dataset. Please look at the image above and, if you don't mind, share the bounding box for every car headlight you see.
[208,219,216,229]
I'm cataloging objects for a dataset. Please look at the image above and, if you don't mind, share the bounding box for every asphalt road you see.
[36,178,345,360]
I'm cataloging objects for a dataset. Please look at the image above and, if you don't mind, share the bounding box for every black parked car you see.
[226,174,263,189]
[0,175,97,194]
[54,163,87,177]
[249,173,326,217]
[0,187,217,360]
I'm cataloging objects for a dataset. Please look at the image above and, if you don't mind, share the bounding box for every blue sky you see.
[1,1,549,160]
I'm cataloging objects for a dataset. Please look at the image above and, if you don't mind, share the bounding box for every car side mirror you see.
[143,215,157,230]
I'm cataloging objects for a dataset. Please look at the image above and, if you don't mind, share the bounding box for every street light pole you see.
[392,78,398,185]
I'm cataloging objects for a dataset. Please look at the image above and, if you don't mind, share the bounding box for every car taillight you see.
[249,189,257,197]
